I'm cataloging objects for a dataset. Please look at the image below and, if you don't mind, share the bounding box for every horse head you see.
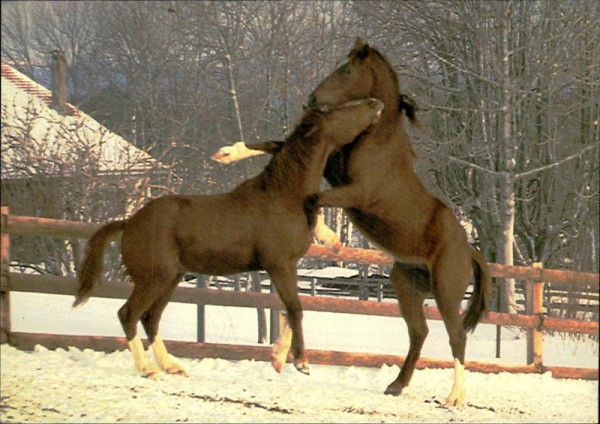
[307,38,400,122]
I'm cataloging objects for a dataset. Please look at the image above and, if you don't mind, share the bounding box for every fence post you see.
[269,283,280,343]
[496,278,502,358]
[526,262,544,369]
[233,274,241,291]
[1,207,11,344]
[250,271,267,344]
[359,264,369,300]
[196,274,208,343]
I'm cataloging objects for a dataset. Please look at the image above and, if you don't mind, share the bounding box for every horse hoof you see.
[384,385,402,396]
[166,368,189,377]
[445,395,463,407]
[294,362,310,375]
[162,362,189,377]
[142,370,162,380]
[139,363,162,380]
[271,357,285,374]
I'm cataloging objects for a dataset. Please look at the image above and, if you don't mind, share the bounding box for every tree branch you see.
[419,144,501,177]
[515,144,599,179]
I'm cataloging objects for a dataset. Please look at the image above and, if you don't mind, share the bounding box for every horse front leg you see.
[307,183,366,210]
[268,266,309,375]
[313,210,341,249]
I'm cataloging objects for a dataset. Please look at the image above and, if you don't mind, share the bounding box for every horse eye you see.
[337,64,351,76]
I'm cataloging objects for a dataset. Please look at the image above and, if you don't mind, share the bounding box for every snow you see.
[2,292,599,423]
[297,266,360,279]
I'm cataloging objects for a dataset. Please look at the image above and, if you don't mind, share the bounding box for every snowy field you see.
[2,292,599,423]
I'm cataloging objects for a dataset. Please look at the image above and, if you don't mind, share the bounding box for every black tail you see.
[462,250,491,332]
[73,220,126,307]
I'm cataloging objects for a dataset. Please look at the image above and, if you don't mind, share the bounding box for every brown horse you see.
[73,98,384,378]
[305,38,491,406]
[212,143,342,249]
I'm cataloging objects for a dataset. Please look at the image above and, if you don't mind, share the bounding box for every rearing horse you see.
[306,38,491,406]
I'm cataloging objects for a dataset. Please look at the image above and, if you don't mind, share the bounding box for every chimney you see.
[50,49,67,114]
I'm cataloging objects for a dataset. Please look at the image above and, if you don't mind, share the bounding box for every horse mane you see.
[260,110,324,185]
[286,109,323,141]
[399,94,418,123]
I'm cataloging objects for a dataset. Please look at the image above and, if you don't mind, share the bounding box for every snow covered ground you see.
[2,292,599,422]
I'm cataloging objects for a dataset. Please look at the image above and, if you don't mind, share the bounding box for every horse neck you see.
[372,76,400,127]
[262,132,331,197]
[369,59,401,136]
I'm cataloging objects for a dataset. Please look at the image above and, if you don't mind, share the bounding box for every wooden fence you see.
[1,207,598,380]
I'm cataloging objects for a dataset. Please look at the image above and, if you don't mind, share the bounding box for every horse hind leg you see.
[118,284,163,379]
[432,254,470,406]
[140,274,188,377]
[384,262,430,396]
[268,265,309,375]
[436,298,467,406]
[271,314,293,373]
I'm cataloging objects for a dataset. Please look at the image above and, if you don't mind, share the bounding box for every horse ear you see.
[353,37,370,60]
[245,141,284,155]
[354,37,366,50]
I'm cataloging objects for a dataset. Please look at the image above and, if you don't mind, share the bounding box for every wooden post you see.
[526,262,544,369]
[195,274,208,343]
[1,207,11,344]
[250,271,267,344]
[359,264,369,301]
[496,278,502,358]
[269,283,280,344]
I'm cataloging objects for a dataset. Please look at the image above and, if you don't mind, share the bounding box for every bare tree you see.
[1,2,38,75]
[1,96,162,278]
[354,1,599,312]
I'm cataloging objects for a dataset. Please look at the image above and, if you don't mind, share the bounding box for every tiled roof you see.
[1,61,158,179]
[0,61,80,117]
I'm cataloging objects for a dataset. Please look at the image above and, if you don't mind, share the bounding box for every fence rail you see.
[1,209,598,380]
[8,332,597,381]
[9,273,598,335]
[3,213,599,286]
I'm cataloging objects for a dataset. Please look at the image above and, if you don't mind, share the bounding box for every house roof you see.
[1,61,158,179]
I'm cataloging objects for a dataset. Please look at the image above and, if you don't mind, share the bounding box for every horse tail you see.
[399,94,418,123]
[73,220,126,308]
[462,250,491,332]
